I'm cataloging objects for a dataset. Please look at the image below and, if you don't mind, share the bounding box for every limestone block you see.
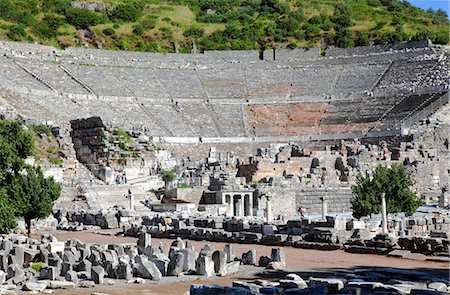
[79,280,95,288]
[167,252,185,276]
[47,242,64,254]
[258,256,271,267]
[65,270,78,284]
[137,259,162,280]
[137,233,151,248]
[241,250,257,265]
[91,265,105,285]
[212,250,226,274]
[171,237,185,249]
[428,282,448,292]
[224,244,235,263]
[195,255,214,277]
[309,277,345,293]
[222,261,240,276]
[279,279,308,289]
[180,248,197,273]
[270,248,285,264]
[47,281,75,289]
[114,261,132,280]
[22,282,47,292]
[39,266,58,280]
[0,270,5,285]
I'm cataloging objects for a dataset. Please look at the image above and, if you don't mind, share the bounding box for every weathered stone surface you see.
[212,250,226,274]
[137,233,151,248]
[136,259,162,281]
[428,282,448,292]
[195,256,214,277]
[47,281,75,289]
[259,256,271,267]
[91,265,105,285]
[241,250,257,265]
[167,252,185,276]
[22,282,47,292]
[79,280,95,288]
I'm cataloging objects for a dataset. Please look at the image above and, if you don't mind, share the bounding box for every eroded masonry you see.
[0,40,449,294]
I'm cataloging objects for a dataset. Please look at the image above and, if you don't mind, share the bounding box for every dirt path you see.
[36,229,449,295]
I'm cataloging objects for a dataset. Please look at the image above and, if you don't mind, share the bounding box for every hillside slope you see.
[0,0,448,52]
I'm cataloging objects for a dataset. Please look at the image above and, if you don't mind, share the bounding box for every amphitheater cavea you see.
[0,39,449,295]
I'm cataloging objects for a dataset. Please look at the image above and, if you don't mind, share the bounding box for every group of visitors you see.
[116,171,128,185]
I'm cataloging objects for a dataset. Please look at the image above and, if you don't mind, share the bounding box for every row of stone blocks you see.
[0,233,243,292]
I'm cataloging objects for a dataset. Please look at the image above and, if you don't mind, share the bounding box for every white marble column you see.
[381,192,388,234]
[248,195,253,217]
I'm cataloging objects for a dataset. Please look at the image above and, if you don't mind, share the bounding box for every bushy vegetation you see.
[0,0,447,52]
[351,164,423,219]
[0,120,61,235]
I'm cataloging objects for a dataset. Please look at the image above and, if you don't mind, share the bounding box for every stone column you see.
[266,197,272,222]
[321,197,328,221]
[129,194,135,211]
[230,195,234,216]
[248,195,253,217]
[381,192,388,234]
[239,194,244,217]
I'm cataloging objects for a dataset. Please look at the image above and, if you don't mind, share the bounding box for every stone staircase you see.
[87,184,154,213]
[296,187,353,215]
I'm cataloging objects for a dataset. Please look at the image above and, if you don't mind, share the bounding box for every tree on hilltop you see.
[351,163,423,219]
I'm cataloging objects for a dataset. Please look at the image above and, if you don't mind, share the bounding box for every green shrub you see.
[65,7,101,29]
[183,26,204,38]
[31,262,46,273]
[30,124,53,137]
[110,3,141,22]
[132,24,145,36]
[103,28,115,36]
[7,24,27,41]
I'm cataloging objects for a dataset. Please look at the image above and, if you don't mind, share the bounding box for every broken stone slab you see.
[137,259,162,280]
[91,265,105,285]
[171,237,185,249]
[212,250,226,274]
[190,284,253,295]
[47,281,75,289]
[48,242,65,254]
[79,280,95,288]
[65,270,78,284]
[167,252,185,276]
[266,261,286,270]
[127,278,146,284]
[0,271,5,285]
[241,250,257,265]
[258,256,271,267]
[428,282,448,292]
[232,281,261,293]
[279,279,308,289]
[22,282,47,292]
[224,244,235,263]
[284,284,328,294]
[137,233,151,248]
[388,249,411,258]
[221,261,240,276]
[195,255,214,277]
[39,266,57,280]
[114,261,132,280]
[270,248,285,264]
[309,277,345,293]
[180,248,197,273]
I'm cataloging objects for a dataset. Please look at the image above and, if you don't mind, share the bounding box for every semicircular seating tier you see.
[0,41,448,141]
